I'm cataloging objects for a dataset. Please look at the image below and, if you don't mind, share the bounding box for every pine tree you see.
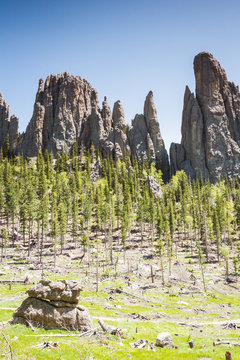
[197,241,207,292]
[168,199,175,258]
[156,237,165,285]
[51,190,59,267]
[212,209,221,262]
[3,134,10,158]
[37,162,49,264]
[1,227,8,263]
[58,201,67,254]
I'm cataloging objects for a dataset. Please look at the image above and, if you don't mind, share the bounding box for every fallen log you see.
[98,319,125,336]
[98,319,115,333]
[213,340,240,347]
[114,288,149,302]
[0,280,31,285]
[32,341,59,349]
[24,328,97,337]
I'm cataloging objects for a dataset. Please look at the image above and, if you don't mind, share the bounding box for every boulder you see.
[11,297,91,331]
[27,279,82,304]
[11,279,91,331]
[155,332,174,348]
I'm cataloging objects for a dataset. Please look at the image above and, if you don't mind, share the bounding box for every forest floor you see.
[0,229,240,359]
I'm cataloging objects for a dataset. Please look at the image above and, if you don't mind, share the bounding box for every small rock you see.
[155,332,174,348]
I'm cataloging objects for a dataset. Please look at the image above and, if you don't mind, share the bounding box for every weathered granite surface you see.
[0,92,19,151]
[14,74,169,179]
[11,279,91,331]
[170,52,240,181]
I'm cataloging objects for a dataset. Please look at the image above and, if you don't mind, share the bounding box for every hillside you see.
[0,152,239,359]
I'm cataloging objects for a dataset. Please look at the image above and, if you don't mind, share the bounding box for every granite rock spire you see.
[170,52,240,182]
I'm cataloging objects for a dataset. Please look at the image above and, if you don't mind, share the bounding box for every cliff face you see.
[18,73,99,156]
[170,52,240,182]
[14,73,169,179]
[4,52,240,182]
[0,92,19,151]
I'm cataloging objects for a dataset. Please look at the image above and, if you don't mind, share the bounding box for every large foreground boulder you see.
[11,279,91,331]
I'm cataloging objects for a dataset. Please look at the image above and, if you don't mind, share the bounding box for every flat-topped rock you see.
[27,279,82,304]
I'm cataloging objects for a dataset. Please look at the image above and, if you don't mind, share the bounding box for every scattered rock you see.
[33,341,59,349]
[128,313,149,320]
[130,339,155,350]
[155,332,174,348]
[222,322,239,330]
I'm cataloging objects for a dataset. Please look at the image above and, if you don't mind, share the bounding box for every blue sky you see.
[1,0,240,151]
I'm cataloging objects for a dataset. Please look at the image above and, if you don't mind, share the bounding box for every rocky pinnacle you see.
[170,52,240,182]
[6,73,169,179]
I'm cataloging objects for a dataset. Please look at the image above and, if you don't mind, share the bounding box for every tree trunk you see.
[54,236,56,269]
[160,257,165,285]
[28,219,31,257]
[203,211,209,262]
[60,233,64,254]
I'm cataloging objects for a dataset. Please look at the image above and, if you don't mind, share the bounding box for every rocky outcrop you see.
[144,91,169,172]
[128,91,169,180]
[13,74,169,179]
[0,92,19,151]
[170,52,240,182]
[18,73,99,156]
[112,101,131,159]
[11,279,91,331]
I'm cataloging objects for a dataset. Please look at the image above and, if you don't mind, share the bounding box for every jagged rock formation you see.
[128,91,169,180]
[13,73,169,179]
[11,279,92,331]
[0,92,19,151]
[4,52,240,182]
[18,73,100,156]
[170,52,240,182]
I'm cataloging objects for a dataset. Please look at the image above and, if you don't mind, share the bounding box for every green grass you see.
[1,321,240,360]
[0,273,240,359]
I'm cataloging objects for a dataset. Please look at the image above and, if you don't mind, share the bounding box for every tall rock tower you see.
[170,52,240,182]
